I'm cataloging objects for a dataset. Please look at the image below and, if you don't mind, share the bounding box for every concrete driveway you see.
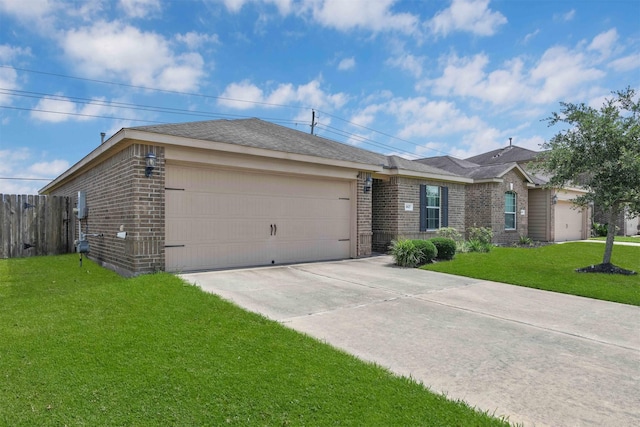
[181,256,640,427]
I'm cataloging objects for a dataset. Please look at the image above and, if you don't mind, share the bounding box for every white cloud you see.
[378,97,486,139]
[0,66,19,105]
[588,28,618,57]
[530,46,604,104]
[427,0,507,37]
[218,80,266,109]
[30,94,117,123]
[221,0,293,15]
[523,29,539,44]
[386,53,424,78]
[175,31,220,49]
[0,148,68,194]
[0,44,31,61]
[554,9,575,22]
[27,160,70,177]
[422,53,530,105]
[302,0,419,34]
[218,78,347,110]
[61,20,205,91]
[0,0,56,26]
[609,53,640,72]
[338,57,355,71]
[119,0,161,18]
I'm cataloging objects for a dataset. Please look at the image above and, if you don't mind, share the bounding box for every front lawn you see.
[421,243,640,306]
[0,255,508,426]
[590,236,640,243]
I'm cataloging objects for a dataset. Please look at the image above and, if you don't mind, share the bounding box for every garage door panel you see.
[555,202,584,242]
[166,164,353,271]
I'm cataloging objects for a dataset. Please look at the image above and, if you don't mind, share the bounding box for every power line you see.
[1,65,450,156]
[1,65,307,110]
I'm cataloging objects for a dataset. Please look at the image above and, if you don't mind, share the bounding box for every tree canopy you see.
[536,87,640,268]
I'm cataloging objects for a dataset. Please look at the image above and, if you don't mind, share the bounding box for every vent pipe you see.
[100,132,106,144]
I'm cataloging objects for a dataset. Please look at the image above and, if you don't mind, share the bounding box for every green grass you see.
[422,243,640,306]
[590,236,640,243]
[0,255,508,426]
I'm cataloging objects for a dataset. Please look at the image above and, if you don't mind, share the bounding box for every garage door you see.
[165,164,353,272]
[555,201,584,241]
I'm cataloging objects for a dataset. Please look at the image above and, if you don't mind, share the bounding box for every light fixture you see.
[363,176,373,193]
[551,194,558,205]
[145,152,157,177]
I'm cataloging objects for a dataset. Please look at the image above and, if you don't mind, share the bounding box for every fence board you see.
[0,194,73,259]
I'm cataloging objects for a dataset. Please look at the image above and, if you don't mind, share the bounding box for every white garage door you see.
[555,201,584,242]
[165,164,353,272]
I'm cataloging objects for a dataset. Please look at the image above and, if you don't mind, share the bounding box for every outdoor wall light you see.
[145,152,157,177]
[363,176,373,193]
[551,194,558,205]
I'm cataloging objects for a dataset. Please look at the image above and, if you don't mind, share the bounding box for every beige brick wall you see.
[50,144,165,276]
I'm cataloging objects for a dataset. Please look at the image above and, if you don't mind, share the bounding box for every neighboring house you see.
[415,155,535,245]
[466,145,592,242]
[41,118,470,276]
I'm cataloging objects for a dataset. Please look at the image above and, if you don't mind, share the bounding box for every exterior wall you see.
[356,172,373,256]
[372,178,398,252]
[372,176,466,252]
[528,188,551,241]
[465,170,529,245]
[50,144,165,276]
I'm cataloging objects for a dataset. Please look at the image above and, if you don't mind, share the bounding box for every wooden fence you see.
[0,194,73,259]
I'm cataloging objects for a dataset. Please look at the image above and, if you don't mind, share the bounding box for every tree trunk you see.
[602,207,618,264]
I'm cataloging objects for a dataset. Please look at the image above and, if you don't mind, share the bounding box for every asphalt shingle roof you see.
[465,145,540,165]
[133,118,459,177]
[415,155,523,180]
[133,118,388,166]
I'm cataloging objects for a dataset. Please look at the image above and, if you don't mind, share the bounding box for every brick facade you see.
[356,172,373,256]
[50,144,165,276]
[465,169,529,245]
[372,176,466,252]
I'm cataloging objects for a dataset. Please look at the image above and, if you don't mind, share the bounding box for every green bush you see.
[592,222,608,237]
[436,227,463,243]
[412,239,438,264]
[389,239,423,267]
[467,239,492,253]
[467,227,493,252]
[429,237,457,260]
[468,226,493,244]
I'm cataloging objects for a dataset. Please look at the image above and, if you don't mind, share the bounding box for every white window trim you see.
[505,192,517,230]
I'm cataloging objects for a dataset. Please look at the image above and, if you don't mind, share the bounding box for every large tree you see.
[536,87,640,271]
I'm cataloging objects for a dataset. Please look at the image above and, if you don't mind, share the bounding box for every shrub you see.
[412,239,438,264]
[389,239,423,267]
[429,237,456,260]
[435,227,463,243]
[518,235,533,246]
[467,239,491,253]
[467,227,493,253]
[592,222,609,237]
[468,226,493,244]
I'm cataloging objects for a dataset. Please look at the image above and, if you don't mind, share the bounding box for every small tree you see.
[536,87,640,272]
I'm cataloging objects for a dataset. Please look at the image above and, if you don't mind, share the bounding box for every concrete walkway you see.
[181,256,640,427]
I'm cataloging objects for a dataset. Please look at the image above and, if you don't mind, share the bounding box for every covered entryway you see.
[165,163,353,271]
[554,201,586,241]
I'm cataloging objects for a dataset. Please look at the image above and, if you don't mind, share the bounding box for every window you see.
[426,185,440,229]
[505,192,516,230]
[420,185,448,231]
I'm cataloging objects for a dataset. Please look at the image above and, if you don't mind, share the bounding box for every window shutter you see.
[419,184,427,232]
[441,186,449,228]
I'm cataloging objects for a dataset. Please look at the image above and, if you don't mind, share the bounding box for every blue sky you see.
[1,0,639,194]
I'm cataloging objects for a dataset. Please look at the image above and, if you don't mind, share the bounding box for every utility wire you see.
[1,65,449,156]
[0,177,53,181]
